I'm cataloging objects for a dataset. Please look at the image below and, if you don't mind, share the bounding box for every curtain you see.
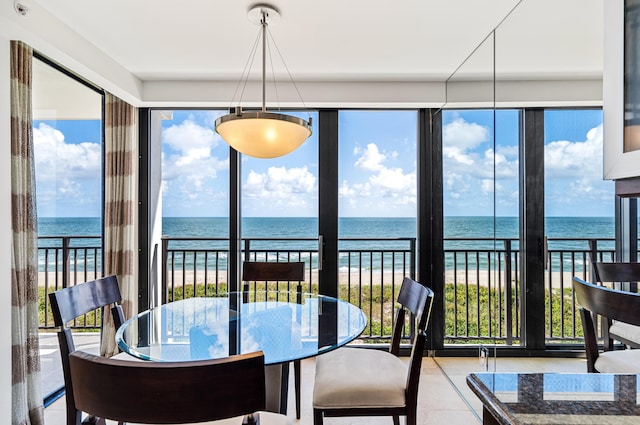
[101,93,138,357]
[11,40,45,425]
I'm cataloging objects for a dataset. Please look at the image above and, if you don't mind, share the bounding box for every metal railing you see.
[161,236,415,341]
[38,234,630,345]
[38,236,102,329]
[442,237,618,345]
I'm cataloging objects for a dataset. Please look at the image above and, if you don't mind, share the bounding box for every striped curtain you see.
[11,41,45,425]
[101,93,138,357]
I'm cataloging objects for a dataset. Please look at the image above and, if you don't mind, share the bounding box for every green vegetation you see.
[38,281,583,343]
[38,286,101,331]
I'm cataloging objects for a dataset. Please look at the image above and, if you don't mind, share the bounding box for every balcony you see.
[37,234,628,346]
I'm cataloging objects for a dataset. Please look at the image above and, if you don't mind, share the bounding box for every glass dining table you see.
[116,291,367,414]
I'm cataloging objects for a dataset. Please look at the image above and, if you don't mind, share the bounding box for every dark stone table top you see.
[467,372,640,425]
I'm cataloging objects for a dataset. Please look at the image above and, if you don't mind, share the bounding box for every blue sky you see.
[33,108,611,218]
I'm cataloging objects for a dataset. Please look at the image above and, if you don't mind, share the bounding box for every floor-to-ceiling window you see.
[337,110,418,339]
[32,56,104,402]
[140,105,611,352]
[441,109,521,346]
[543,108,611,344]
[158,110,231,299]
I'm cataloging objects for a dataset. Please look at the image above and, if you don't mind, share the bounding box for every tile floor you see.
[43,351,587,425]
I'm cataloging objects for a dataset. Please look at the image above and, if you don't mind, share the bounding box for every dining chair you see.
[68,350,290,425]
[48,275,133,425]
[592,261,640,349]
[573,276,640,373]
[242,261,305,419]
[312,276,434,425]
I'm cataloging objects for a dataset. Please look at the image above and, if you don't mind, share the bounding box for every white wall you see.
[1,33,14,425]
[604,0,640,180]
[0,1,142,106]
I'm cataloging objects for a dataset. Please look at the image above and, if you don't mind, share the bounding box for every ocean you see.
[37,216,621,272]
[36,216,617,241]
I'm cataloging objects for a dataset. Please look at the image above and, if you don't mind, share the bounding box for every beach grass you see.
[39,282,584,343]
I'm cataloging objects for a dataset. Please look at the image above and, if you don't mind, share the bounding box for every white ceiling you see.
[21,0,604,108]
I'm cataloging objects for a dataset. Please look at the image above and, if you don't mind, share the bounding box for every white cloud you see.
[163,117,220,164]
[33,123,102,216]
[369,167,416,197]
[163,154,228,188]
[443,146,474,165]
[543,124,613,213]
[243,166,316,199]
[484,148,518,179]
[339,180,356,197]
[34,123,101,181]
[161,118,230,205]
[341,142,416,212]
[354,143,386,171]
[545,124,603,178]
[443,115,489,150]
[442,116,505,180]
[481,179,498,195]
[442,115,519,215]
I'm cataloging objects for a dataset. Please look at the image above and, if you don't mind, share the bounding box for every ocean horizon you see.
[37,216,618,240]
[35,216,626,273]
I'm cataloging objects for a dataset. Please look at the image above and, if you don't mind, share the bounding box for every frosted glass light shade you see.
[215,111,312,159]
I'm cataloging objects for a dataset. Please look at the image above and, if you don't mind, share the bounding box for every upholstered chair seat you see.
[593,349,640,373]
[313,347,407,409]
[609,321,640,347]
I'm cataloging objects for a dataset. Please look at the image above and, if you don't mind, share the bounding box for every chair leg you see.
[393,415,401,425]
[406,411,416,425]
[67,403,81,425]
[294,359,301,419]
[313,409,324,425]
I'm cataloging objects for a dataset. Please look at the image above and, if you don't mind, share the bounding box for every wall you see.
[1,33,14,425]
[604,0,640,179]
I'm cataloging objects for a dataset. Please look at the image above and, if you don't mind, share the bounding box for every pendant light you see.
[215,4,312,159]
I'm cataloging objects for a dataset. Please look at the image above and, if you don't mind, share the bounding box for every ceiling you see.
[19,0,604,110]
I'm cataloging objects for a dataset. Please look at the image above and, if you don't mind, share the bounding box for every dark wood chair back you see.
[391,277,434,409]
[242,261,305,287]
[573,277,640,372]
[69,350,267,424]
[242,261,305,418]
[592,262,640,349]
[389,276,433,355]
[593,261,640,288]
[48,275,125,425]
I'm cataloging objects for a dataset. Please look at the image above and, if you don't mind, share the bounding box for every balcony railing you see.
[38,236,102,329]
[38,234,630,346]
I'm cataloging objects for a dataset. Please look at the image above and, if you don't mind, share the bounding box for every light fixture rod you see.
[214,4,312,159]
[261,10,267,113]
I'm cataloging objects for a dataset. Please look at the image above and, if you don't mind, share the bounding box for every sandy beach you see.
[39,269,584,290]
